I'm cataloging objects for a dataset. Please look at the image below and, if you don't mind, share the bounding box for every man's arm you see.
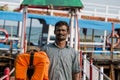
[72,72,80,80]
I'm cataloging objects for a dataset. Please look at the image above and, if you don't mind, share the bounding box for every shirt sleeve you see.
[72,51,80,74]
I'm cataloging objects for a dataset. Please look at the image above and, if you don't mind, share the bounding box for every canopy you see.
[0,11,22,21]
[28,13,120,31]
[0,11,120,31]
[79,19,120,31]
[22,0,83,9]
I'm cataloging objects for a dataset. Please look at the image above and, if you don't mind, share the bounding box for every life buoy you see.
[0,28,9,43]
[15,51,50,80]
[106,33,120,48]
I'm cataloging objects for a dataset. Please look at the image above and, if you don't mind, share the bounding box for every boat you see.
[0,0,120,80]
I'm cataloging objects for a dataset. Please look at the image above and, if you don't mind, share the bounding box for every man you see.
[42,21,80,80]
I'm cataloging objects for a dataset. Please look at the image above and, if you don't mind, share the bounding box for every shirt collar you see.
[53,41,70,48]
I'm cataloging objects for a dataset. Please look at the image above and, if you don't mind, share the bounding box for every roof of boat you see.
[0,11,120,31]
[22,0,83,9]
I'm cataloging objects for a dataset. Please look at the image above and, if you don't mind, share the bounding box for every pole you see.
[74,9,80,51]
[74,8,83,79]
[90,53,93,80]
[4,67,10,80]
[21,6,27,53]
[83,54,87,80]
[69,9,75,48]
[80,51,82,80]
[103,30,107,50]
[92,29,94,50]
[9,40,13,69]
[109,23,115,80]
[100,67,104,80]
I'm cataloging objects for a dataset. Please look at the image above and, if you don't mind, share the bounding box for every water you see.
[26,27,42,45]
[0,26,42,45]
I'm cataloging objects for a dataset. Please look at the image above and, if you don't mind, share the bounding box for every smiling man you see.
[41,21,80,80]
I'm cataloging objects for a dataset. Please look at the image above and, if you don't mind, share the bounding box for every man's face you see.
[54,25,68,41]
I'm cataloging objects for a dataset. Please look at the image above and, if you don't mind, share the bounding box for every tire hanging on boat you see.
[15,51,50,80]
[0,28,9,43]
[106,32,120,48]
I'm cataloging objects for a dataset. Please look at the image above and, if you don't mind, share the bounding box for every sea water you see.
[1,26,42,46]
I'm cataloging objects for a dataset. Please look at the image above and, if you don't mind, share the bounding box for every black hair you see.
[55,21,69,32]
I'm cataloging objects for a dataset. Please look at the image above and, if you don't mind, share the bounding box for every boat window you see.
[80,28,106,42]
[80,28,93,42]
[26,18,43,46]
[94,29,104,42]
[0,20,19,37]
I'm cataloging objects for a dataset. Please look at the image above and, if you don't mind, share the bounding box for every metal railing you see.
[83,54,111,80]
[81,3,120,21]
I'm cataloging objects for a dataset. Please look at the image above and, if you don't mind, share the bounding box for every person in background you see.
[41,21,80,80]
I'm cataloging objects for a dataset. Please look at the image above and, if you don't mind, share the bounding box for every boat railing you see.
[80,41,120,54]
[83,54,111,80]
[80,42,104,45]
[81,3,120,21]
[0,48,21,53]
[47,40,120,54]
[0,1,21,6]
[27,2,120,23]
[0,36,19,41]
[82,50,120,54]
[0,68,15,80]
[0,36,20,55]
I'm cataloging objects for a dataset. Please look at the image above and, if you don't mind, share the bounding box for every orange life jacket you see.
[15,51,50,80]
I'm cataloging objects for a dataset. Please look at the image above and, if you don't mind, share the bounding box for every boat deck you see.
[93,54,120,69]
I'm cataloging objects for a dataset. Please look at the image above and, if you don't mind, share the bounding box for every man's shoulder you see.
[41,43,54,50]
[67,47,79,53]
[44,43,54,47]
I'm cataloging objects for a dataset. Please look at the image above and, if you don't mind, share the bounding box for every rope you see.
[0,68,15,80]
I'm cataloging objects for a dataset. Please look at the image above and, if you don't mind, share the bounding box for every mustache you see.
[57,34,64,36]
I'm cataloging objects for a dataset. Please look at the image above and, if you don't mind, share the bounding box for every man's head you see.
[54,21,69,41]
